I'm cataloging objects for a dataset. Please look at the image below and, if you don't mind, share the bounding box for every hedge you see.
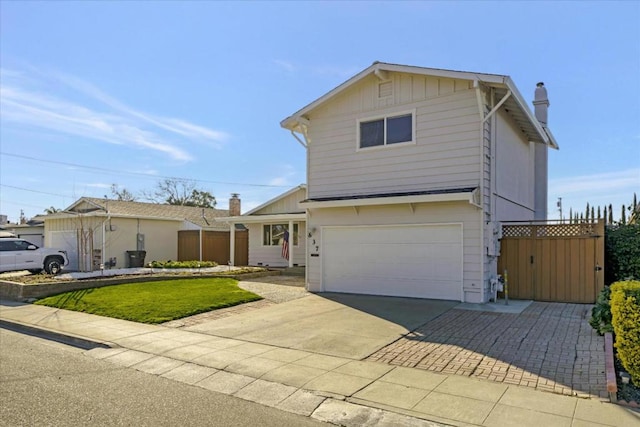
[610,280,640,385]
[605,224,640,285]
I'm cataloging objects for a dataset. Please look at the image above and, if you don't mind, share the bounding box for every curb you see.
[0,318,114,350]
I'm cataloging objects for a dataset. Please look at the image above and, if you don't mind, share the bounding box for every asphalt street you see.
[0,328,325,426]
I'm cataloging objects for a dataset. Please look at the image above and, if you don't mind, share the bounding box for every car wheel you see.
[44,258,62,275]
[28,269,43,274]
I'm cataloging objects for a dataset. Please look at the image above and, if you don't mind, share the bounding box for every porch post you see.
[229,223,236,266]
[288,219,294,268]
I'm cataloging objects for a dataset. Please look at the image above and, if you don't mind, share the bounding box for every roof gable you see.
[245,185,306,216]
[281,61,558,149]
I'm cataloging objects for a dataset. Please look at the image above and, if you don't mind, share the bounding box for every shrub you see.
[589,286,613,335]
[148,260,217,269]
[605,224,640,285]
[610,281,640,385]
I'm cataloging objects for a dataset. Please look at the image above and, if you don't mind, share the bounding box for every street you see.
[0,328,325,426]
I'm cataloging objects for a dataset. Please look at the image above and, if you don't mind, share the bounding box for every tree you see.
[44,206,61,214]
[111,184,137,201]
[144,178,216,208]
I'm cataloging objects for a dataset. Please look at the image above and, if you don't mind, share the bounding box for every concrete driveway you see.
[185,293,457,360]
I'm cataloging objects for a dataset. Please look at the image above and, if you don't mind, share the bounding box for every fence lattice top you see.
[502,222,600,238]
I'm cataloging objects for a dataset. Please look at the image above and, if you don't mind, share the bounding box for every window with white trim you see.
[263,224,299,246]
[358,112,414,149]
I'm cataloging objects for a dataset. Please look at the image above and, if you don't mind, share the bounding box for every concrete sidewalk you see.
[1,301,638,427]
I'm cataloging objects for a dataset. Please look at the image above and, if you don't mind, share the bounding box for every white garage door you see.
[50,231,79,271]
[322,224,463,300]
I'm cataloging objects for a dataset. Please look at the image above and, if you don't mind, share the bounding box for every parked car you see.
[0,237,69,274]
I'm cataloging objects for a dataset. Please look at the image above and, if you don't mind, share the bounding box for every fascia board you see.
[300,192,474,209]
[215,213,306,223]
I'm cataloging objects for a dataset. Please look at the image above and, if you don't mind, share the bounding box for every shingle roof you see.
[70,197,231,230]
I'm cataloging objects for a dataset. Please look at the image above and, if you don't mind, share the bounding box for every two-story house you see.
[281,62,558,303]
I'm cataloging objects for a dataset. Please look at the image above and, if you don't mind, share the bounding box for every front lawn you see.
[34,278,262,324]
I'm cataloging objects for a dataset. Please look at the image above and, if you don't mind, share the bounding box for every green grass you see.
[34,278,262,324]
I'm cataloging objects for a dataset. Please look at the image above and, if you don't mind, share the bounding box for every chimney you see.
[229,193,241,216]
[533,82,549,125]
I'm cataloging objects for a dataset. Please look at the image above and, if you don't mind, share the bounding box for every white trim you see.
[216,213,306,223]
[356,109,416,151]
[300,191,476,209]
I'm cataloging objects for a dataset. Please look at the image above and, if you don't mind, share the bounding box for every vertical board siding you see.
[307,73,481,199]
[251,188,306,215]
[497,222,605,303]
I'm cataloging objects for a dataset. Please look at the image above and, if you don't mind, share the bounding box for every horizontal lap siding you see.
[252,188,306,215]
[308,79,481,199]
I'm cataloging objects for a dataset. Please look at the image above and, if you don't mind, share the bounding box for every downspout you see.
[199,228,203,262]
[474,80,485,303]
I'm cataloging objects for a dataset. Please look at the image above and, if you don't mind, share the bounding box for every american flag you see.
[281,230,289,260]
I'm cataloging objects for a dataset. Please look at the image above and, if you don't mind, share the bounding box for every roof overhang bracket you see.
[483,90,512,123]
[290,116,310,149]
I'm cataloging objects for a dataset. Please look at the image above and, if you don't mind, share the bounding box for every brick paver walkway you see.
[367,302,606,398]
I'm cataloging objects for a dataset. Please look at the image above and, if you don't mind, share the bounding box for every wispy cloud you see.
[549,169,640,195]
[0,68,229,161]
[272,60,359,79]
[268,164,297,186]
[85,183,112,189]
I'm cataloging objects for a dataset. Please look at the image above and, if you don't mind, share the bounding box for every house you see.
[1,216,46,247]
[281,62,558,303]
[43,196,247,271]
[217,185,306,268]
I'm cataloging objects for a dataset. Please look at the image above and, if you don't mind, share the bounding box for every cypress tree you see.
[569,207,573,224]
[585,203,590,221]
[591,206,595,222]
[621,204,626,225]
[597,206,602,220]
[608,204,613,225]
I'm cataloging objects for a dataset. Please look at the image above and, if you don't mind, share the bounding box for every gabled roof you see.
[244,184,307,216]
[49,197,230,230]
[281,61,558,149]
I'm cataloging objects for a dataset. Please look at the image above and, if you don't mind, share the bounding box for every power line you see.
[1,184,68,198]
[0,152,289,188]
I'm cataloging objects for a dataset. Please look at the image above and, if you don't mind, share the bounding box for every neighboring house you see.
[2,216,46,247]
[43,196,245,271]
[281,62,558,303]
[217,185,306,268]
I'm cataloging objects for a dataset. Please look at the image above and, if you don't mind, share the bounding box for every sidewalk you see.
[1,301,638,427]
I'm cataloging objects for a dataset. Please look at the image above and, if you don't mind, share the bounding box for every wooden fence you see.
[178,230,248,266]
[497,221,605,303]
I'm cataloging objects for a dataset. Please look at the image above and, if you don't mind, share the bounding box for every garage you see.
[322,224,463,300]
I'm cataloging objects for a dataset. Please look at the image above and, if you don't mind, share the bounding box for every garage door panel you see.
[322,225,462,300]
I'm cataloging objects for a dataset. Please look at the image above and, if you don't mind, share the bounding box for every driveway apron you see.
[184,293,458,360]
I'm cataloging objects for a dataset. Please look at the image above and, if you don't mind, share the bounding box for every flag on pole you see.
[281,230,290,260]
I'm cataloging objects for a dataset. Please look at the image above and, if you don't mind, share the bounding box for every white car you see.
[0,238,69,275]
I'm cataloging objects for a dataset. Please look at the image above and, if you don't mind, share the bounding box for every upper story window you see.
[358,112,414,149]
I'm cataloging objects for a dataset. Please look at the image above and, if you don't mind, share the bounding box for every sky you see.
[1,1,639,223]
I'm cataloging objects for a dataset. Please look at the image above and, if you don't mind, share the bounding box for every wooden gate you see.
[497,221,604,303]
[178,230,248,265]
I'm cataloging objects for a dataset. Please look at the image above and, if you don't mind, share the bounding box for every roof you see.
[243,184,307,216]
[49,197,231,231]
[281,61,558,149]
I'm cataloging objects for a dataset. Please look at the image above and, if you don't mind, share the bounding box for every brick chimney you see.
[533,82,549,125]
[229,193,241,216]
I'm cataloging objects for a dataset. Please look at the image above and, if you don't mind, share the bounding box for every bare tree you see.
[110,184,137,201]
[143,178,216,208]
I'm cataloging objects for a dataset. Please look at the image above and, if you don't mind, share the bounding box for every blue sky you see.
[1,1,638,223]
